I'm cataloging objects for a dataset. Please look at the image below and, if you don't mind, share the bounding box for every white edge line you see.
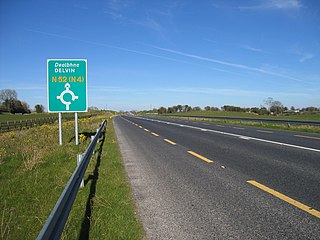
[133,117,320,153]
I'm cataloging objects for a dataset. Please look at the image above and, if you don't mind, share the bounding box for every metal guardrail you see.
[36,120,107,240]
[162,115,320,126]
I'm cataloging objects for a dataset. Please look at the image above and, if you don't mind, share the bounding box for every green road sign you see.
[47,59,87,112]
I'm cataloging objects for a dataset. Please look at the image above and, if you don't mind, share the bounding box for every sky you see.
[0,0,320,111]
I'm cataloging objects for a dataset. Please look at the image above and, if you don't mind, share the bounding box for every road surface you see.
[114,115,320,239]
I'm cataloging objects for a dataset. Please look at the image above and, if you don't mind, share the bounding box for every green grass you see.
[159,115,320,134]
[0,112,55,122]
[0,115,144,239]
[62,118,144,239]
[168,110,320,121]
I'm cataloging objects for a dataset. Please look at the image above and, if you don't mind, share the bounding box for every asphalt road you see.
[114,115,320,239]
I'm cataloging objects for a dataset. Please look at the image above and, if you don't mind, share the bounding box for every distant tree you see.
[290,106,296,111]
[270,101,284,114]
[88,106,99,111]
[250,107,259,114]
[263,97,286,114]
[167,107,174,113]
[210,107,220,111]
[158,107,167,114]
[222,105,244,112]
[259,107,269,115]
[8,99,30,114]
[177,105,183,112]
[0,89,17,103]
[264,97,274,111]
[0,104,6,113]
[0,89,18,112]
[35,104,45,113]
[192,106,202,111]
[22,101,31,114]
[305,107,318,112]
[204,106,211,111]
[172,105,178,113]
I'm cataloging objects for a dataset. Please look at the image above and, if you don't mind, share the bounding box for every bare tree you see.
[0,89,17,102]
[264,97,274,111]
[264,97,285,114]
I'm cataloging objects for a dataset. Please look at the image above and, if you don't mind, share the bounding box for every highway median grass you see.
[156,112,320,134]
[0,114,144,239]
[165,110,320,121]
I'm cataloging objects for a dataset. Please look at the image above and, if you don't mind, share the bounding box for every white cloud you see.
[239,0,302,10]
[289,45,316,63]
[107,0,131,11]
[104,10,124,20]
[299,53,315,62]
[267,0,302,9]
[150,45,305,83]
[25,28,191,65]
[242,45,265,53]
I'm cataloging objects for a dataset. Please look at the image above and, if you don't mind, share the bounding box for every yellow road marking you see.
[151,132,159,137]
[164,139,176,145]
[144,128,150,132]
[187,151,213,163]
[247,180,320,219]
[139,126,143,128]
[294,135,320,140]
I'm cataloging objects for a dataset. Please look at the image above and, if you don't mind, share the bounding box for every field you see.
[0,112,55,122]
[157,111,320,134]
[0,114,144,239]
[0,112,102,122]
[169,110,320,121]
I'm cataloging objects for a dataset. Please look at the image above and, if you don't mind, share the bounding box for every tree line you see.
[156,98,319,115]
[0,89,44,114]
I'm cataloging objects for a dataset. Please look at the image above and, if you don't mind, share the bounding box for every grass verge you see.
[160,116,320,134]
[0,114,144,239]
[166,111,320,121]
[62,118,144,239]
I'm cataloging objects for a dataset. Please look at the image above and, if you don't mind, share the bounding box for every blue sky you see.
[0,0,319,111]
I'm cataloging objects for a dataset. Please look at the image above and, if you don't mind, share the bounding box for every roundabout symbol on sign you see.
[57,83,78,110]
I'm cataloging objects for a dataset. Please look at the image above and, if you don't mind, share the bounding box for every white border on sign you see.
[47,59,88,113]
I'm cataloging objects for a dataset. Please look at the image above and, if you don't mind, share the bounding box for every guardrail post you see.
[91,135,95,154]
[77,154,84,188]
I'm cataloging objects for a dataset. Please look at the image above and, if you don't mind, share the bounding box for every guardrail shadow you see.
[78,129,106,240]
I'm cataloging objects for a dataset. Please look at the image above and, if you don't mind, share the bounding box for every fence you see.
[0,114,97,132]
[36,119,107,240]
